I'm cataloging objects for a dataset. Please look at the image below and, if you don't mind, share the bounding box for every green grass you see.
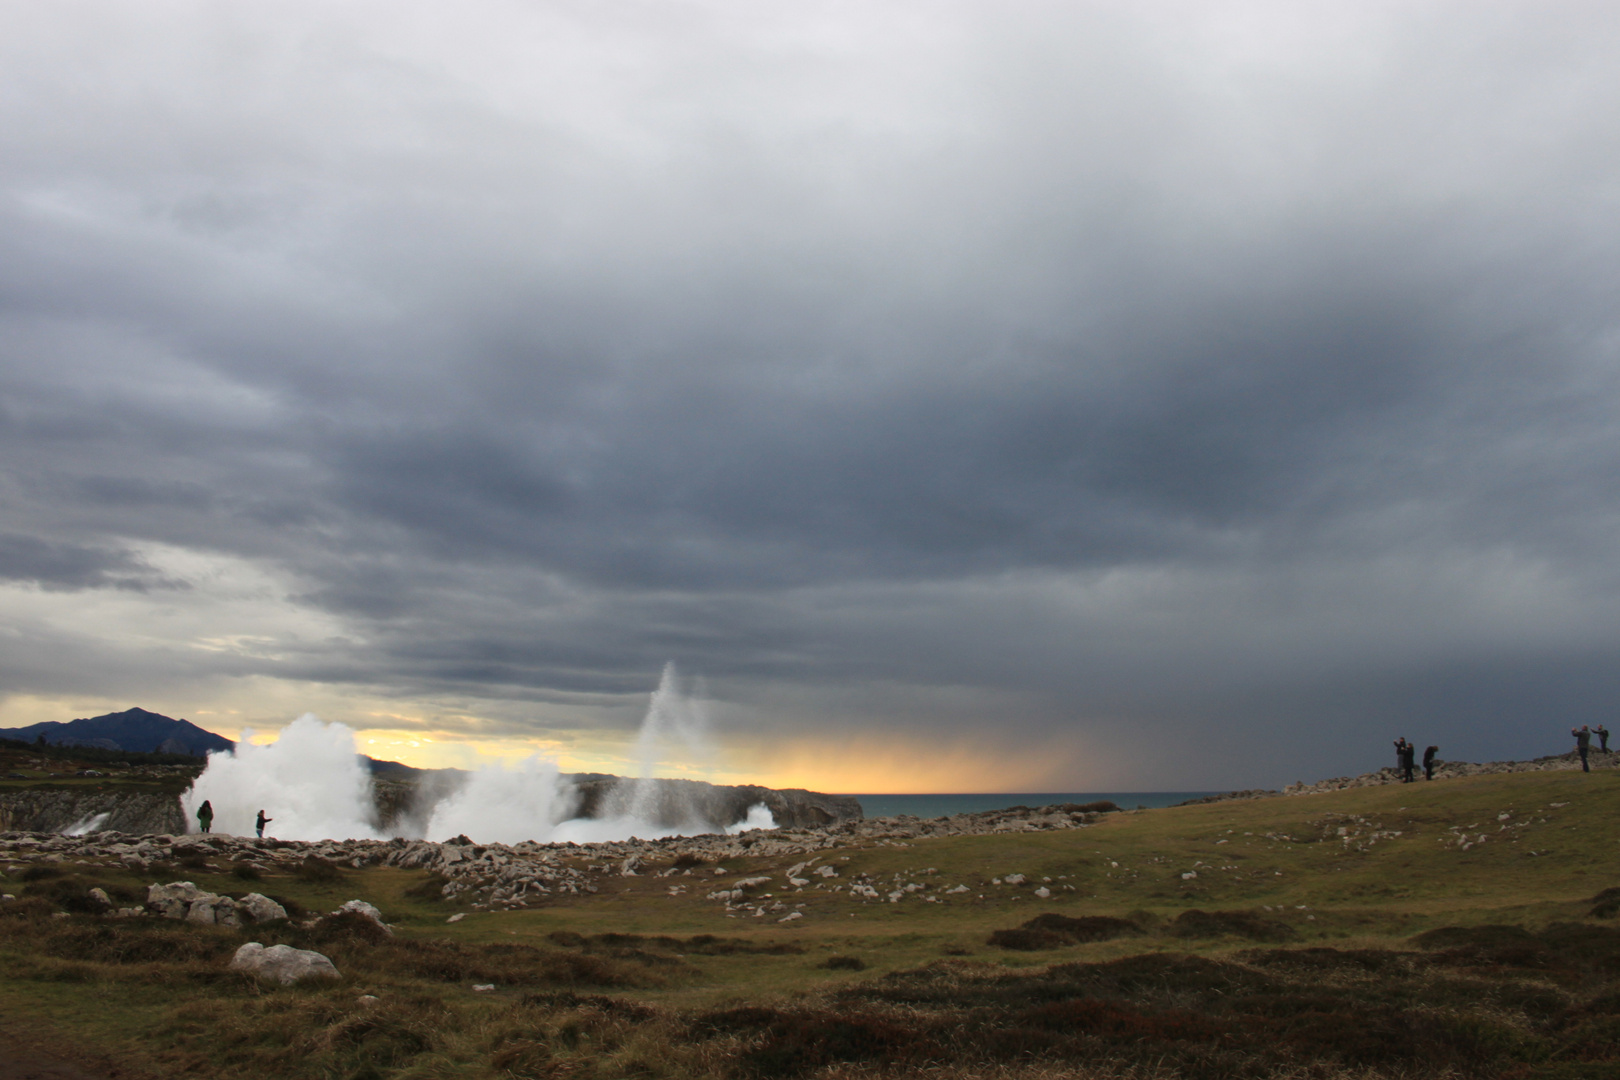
[1,769,1618,1078]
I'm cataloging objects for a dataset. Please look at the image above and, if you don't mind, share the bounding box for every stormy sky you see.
[3,1,1619,791]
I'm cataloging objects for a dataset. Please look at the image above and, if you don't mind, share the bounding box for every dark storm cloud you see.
[3,1,1620,785]
[0,533,170,592]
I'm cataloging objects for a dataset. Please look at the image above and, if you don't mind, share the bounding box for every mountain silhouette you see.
[0,707,235,757]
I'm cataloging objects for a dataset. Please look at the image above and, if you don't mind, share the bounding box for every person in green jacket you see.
[196,799,213,833]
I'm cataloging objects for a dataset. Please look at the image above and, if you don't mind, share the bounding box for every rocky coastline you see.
[0,800,1116,914]
[1180,747,1620,805]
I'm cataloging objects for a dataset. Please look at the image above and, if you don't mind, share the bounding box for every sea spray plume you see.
[399,664,769,842]
[614,663,724,826]
[180,674,776,843]
[584,664,776,834]
[727,804,776,833]
[183,715,383,841]
[422,755,577,845]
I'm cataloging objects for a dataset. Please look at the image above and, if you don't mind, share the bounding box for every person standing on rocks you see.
[1399,740,1416,783]
[1573,725,1592,772]
[197,799,213,833]
[256,810,272,839]
[1394,737,1411,776]
[1598,724,1611,753]
[1423,745,1438,781]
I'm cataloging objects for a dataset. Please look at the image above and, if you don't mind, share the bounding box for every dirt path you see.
[0,1022,139,1080]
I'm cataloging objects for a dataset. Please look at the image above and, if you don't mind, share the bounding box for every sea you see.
[847,792,1221,820]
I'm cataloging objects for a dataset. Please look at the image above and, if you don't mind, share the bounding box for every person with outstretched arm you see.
[255,810,272,838]
[1573,725,1592,773]
[196,799,213,834]
[1598,724,1611,753]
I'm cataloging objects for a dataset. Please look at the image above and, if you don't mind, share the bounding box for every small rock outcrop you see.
[230,942,340,985]
[331,898,391,934]
[239,893,289,923]
[146,882,286,926]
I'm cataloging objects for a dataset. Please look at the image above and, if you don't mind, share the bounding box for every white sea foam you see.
[181,666,776,844]
[61,811,111,836]
[727,803,777,833]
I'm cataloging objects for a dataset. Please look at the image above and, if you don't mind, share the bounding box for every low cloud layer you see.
[3,2,1618,788]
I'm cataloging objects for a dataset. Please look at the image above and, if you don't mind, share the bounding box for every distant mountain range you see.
[0,707,235,756]
[0,706,425,775]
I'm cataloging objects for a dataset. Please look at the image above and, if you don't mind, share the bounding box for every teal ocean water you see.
[849,792,1221,820]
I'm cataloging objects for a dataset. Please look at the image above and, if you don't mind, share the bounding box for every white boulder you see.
[331,899,392,935]
[230,942,340,986]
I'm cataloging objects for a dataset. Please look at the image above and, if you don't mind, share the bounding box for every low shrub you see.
[305,909,396,947]
[822,955,866,971]
[1054,801,1120,814]
[1023,913,1142,943]
[294,856,346,883]
[988,928,1071,951]
[1239,946,1410,973]
[42,922,234,965]
[1590,887,1620,919]
[401,872,450,902]
[0,895,57,920]
[739,1011,931,1078]
[1170,909,1297,943]
[24,875,137,914]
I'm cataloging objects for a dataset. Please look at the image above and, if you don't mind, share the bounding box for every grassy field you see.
[3,769,1619,1078]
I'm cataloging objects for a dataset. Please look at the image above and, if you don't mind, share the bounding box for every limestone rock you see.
[186,896,229,925]
[332,898,392,934]
[238,893,288,924]
[230,942,341,985]
[147,881,209,920]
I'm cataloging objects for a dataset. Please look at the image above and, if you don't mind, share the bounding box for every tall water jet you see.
[604,662,749,828]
